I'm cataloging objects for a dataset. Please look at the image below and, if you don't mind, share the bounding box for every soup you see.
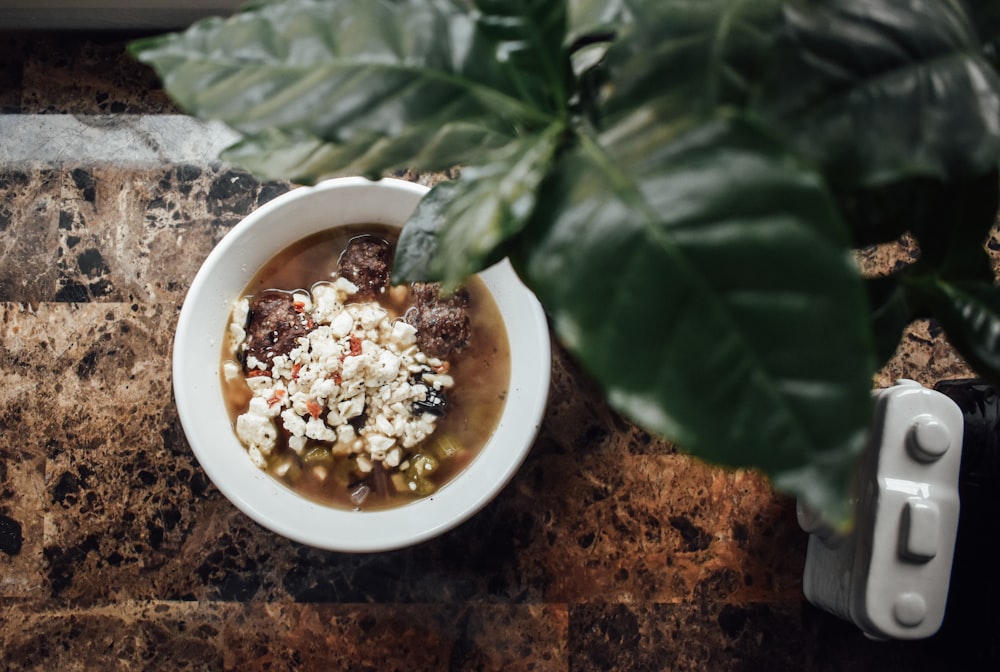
[220,224,511,510]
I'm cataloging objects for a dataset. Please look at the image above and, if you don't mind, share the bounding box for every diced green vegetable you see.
[398,453,439,496]
[275,458,302,484]
[390,458,439,497]
[430,435,461,461]
[332,457,355,485]
[390,472,409,493]
[408,475,437,497]
[409,453,439,477]
[303,446,332,463]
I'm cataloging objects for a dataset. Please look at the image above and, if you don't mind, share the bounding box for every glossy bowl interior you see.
[172,177,550,552]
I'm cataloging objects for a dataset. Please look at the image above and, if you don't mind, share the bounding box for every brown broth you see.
[220,224,511,510]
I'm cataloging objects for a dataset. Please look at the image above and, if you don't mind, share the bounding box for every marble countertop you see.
[0,32,994,671]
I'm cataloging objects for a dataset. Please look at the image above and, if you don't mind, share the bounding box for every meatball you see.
[243,291,312,371]
[405,282,471,359]
[338,235,392,299]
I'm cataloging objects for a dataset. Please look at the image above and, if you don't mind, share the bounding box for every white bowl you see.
[172,177,550,552]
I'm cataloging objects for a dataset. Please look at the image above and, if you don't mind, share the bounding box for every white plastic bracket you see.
[799,379,963,640]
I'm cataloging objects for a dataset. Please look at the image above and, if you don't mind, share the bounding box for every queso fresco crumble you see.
[224,276,455,483]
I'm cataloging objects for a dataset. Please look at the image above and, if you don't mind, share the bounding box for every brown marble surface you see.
[0,32,995,671]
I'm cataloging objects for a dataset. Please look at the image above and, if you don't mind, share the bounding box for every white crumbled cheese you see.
[422,373,454,390]
[338,394,365,420]
[248,395,281,419]
[390,320,418,347]
[223,360,242,382]
[292,292,311,312]
[246,376,273,393]
[311,283,344,324]
[365,433,396,453]
[273,459,293,477]
[305,417,337,442]
[385,447,402,468]
[357,304,387,330]
[236,411,278,455]
[370,350,401,386]
[229,281,455,478]
[271,354,291,373]
[248,445,267,469]
[388,382,413,404]
[341,351,371,380]
[330,310,354,338]
[229,298,249,353]
[245,355,266,372]
[288,435,307,455]
[331,276,358,301]
[281,409,308,438]
[375,415,395,437]
[336,424,356,443]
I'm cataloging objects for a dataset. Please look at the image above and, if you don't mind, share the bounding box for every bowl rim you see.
[172,177,551,552]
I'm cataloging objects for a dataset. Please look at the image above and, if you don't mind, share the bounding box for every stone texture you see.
[567,600,981,672]
[0,600,568,671]
[0,164,291,304]
[1,31,998,672]
[13,33,176,115]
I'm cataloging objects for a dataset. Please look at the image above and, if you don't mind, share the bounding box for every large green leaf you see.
[130,0,570,180]
[513,117,876,524]
[905,276,1000,383]
[565,0,630,47]
[758,0,1000,187]
[866,275,914,367]
[963,0,1000,70]
[393,123,564,287]
[595,0,781,132]
[129,0,1000,526]
[474,0,571,117]
[219,122,511,182]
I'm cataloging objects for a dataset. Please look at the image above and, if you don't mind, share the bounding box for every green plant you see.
[132,0,1000,525]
